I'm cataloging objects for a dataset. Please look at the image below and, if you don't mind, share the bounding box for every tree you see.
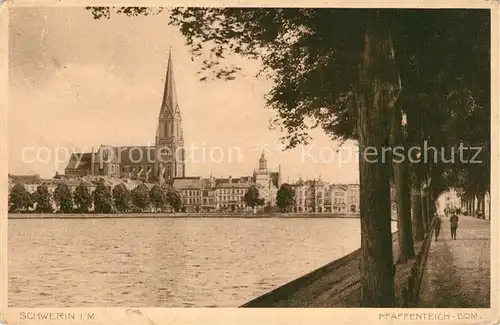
[132,184,151,211]
[276,184,295,212]
[354,12,399,305]
[93,182,113,213]
[86,7,489,307]
[390,104,415,263]
[74,182,93,213]
[113,183,132,213]
[149,184,166,212]
[164,186,182,212]
[244,185,262,209]
[9,183,33,212]
[53,183,73,213]
[33,184,53,213]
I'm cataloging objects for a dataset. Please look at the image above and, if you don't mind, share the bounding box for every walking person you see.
[434,214,442,241]
[450,212,459,240]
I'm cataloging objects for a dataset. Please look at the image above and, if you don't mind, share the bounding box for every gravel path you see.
[418,216,490,308]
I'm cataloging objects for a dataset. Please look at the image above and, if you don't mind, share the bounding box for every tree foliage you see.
[9,183,33,212]
[74,182,93,213]
[132,184,151,210]
[33,184,53,213]
[149,184,166,211]
[244,185,262,208]
[93,182,113,213]
[85,7,489,190]
[53,184,73,213]
[113,183,132,213]
[164,186,182,212]
[276,184,295,212]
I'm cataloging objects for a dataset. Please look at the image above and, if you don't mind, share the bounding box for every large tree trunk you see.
[427,187,434,225]
[488,194,491,220]
[394,161,415,263]
[421,188,428,234]
[407,114,424,241]
[356,11,398,307]
[390,103,415,263]
[478,194,485,219]
[411,183,424,241]
[471,195,476,217]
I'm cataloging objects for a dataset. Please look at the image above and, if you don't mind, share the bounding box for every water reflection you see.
[9,217,386,307]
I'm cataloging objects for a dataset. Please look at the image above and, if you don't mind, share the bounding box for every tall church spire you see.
[161,48,181,120]
[155,48,186,182]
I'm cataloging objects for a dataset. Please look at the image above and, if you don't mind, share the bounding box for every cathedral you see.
[62,48,286,211]
[12,48,365,214]
[64,50,186,183]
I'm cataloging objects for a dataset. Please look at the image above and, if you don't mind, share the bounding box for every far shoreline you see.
[8,212,369,220]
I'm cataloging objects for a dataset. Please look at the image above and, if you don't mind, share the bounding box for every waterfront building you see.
[290,180,359,213]
[253,152,282,206]
[215,176,253,212]
[8,172,362,214]
[311,178,329,213]
[331,184,348,213]
[172,177,203,212]
[347,183,360,213]
[292,179,306,212]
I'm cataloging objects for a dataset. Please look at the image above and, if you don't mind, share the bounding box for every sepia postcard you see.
[0,1,498,324]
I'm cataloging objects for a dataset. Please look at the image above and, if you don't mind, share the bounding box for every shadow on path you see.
[418,216,490,308]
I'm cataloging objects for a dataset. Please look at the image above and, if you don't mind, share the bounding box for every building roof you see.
[331,184,348,191]
[145,183,156,190]
[201,178,216,188]
[295,179,305,186]
[48,179,81,186]
[65,153,92,170]
[173,177,202,189]
[93,145,120,164]
[123,179,144,191]
[8,174,42,184]
[215,177,251,185]
[119,146,156,165]
[217,182,252,189]
[81,145,159,166]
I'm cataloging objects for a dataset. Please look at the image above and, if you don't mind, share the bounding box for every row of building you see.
[8,153,360,213]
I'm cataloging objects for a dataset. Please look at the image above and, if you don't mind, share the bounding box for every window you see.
[165,122,170,137]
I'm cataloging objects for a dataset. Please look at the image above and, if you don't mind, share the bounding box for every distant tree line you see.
[8,180,183,214]
[241,184,295,213]
[9,180,297,214]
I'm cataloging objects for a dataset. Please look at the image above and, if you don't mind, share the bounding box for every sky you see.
[8,7,359,183]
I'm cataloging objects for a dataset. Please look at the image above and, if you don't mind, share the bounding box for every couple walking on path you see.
[434,213,459,241]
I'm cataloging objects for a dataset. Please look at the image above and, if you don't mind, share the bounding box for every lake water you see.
[8,217,393,307]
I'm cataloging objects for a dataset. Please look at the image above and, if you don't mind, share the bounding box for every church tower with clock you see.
[154,49,186,183]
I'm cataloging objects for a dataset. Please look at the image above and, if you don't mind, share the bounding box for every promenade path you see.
[418,215,490,307]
